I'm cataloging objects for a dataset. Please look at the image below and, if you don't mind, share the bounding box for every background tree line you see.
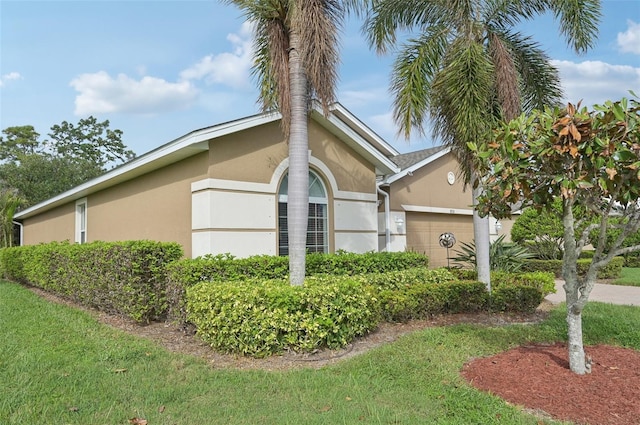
[0,117,135,246]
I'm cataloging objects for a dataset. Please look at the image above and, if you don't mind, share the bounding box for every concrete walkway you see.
[545,280,640,306]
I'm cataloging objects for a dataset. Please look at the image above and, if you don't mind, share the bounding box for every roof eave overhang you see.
[384,146,452,185]
[15,112,281,220]
[311,104,400,176]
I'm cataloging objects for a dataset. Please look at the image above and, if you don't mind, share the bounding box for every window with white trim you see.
[75,198,87,244]
[278,171,328,255]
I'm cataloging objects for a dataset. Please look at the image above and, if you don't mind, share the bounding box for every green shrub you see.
[0,240,183,323]
[579,250,595,259]
[624,254,640,268]
[167,251,429,324]
[351,267,457,291]
[305,251,429,275]
[447,269,555,297]
[491,271,556,297]
[490,285,543,313]
[579,256,624,279]
[376,281,488,322]
[521,257,624,279]
[186,278,378,357]
[520,259,562,276]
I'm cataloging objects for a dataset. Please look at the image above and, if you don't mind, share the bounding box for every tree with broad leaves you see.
[0,117,135,207]
[470,96,640,374]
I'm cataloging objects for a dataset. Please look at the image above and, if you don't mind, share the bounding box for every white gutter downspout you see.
[12,221,23,246]
[376,185,391,252]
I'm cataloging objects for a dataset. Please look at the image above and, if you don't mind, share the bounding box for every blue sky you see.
[1,1,639,156]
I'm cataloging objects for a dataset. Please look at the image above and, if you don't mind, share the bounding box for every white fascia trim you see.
[15,111,281,219]
[384,147,452,185]
[402,204,474,216]
[324,114,400,174]
[328,103,400,157]
[310,105,399,175]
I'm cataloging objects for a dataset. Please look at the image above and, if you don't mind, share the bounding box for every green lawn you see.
[1,281,639,425]
[613,267,640,287]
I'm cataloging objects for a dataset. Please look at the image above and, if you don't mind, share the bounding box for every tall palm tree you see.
[363,0,600,287]
[224,0,358,286]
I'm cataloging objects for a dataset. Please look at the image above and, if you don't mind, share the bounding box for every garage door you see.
[406,212,474,268]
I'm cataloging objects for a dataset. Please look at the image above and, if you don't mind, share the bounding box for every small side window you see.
[75,198,87,244]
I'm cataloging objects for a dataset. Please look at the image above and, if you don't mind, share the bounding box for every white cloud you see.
[340,88,389,108]
[0,71,23,87]
[70,71,198,115]
[68,22,255,117]
[551,60,640,107]
[179,21,254,89]
[617,20,640,55]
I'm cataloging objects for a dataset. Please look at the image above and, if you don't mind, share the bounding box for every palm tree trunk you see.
[287,31,309,286]
[472,179,491,291]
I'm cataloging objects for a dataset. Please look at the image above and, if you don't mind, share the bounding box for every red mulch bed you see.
[461,343,640,425]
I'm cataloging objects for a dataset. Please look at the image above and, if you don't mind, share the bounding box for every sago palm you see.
[223,0,360,285]
[363,0,601,287]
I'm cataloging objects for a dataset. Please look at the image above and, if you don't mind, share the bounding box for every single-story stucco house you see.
[13,103,511,268]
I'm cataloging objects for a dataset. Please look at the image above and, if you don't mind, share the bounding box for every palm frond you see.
[483,0,549,29]
[430,39,495,182]
[390,27,449,139]
[363,0,452,53]
[487,31,520,120]
[549,0,601,54]
[501,31,563,112]
[297,0,343,116]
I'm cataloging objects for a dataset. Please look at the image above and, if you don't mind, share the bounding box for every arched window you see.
[278,170,328,255]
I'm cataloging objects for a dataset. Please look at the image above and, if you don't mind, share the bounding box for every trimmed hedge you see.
[0,240,183,323]
[521,257,624,279]
[186,278,378,357]
[167,251,429,324]
[491,271,556,297]
[624,253,640,268]
[350,267,457,291]
[376,281,488,322]
[448,270,556,297]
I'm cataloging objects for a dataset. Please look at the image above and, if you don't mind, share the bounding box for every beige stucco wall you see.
[87,153,208,257]
[207,120,375,193]
[196,120,378,256]
[208,121,287,183]
[21,152,208,258]
[389,153,471,211]
[383,153,475,266]
[384,152,519,264]
[21,118,380,258]
[22,203,75,245]
[308,122,375,194]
